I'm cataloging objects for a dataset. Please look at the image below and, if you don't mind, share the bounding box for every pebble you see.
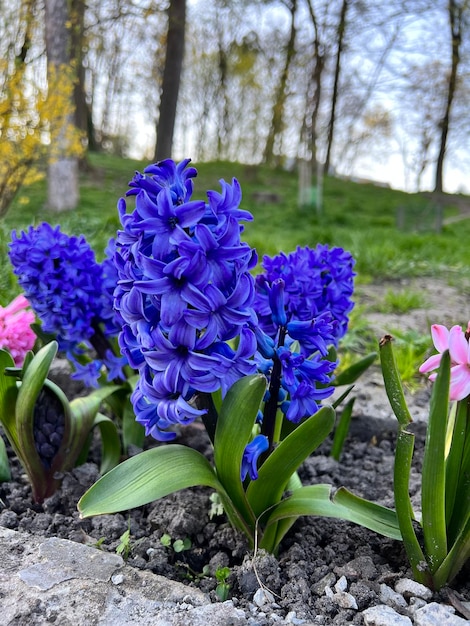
[414,602,469,625]
[379,582,408,609]
[311,573,336,596]
[363,604,413,625]
[395,578,433,600]
[253,587,275,607]
[334,575,348,593]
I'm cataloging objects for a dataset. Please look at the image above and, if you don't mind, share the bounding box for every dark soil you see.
[1,277,470,623]
[1,410,469,624]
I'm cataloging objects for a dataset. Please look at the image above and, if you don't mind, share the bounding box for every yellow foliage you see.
[0,61,84,216]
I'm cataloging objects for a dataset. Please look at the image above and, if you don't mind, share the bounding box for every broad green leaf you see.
[214,374,267,528]
[379,335,413,427]
[422,350,450,573]
[433,515,470,589]
[78,444,223,518]
[447,423,470,543]
[445,400,467,532]
[92,413,122,475]
[247,405,335,518]
[332,487,402,539]
[394,429,430,586]
[0,349,19,451]
[16,342,58,420]
[122,397,145,451]
[331,397,355,461]
[0,434,11,481]
[260,484,401,552]
[334,352,377,386]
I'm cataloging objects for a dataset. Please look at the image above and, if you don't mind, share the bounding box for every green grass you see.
[3,152,470,304]
[375,288,428,314]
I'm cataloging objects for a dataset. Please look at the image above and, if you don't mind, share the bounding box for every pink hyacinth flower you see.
[0,294,36,366]
[419,322,470,401]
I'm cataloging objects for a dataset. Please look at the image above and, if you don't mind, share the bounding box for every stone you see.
[0,527,211,626]
[414,602,469,626]
[394,578,433,601]
[362,604,413,626]
[379,583,408,609]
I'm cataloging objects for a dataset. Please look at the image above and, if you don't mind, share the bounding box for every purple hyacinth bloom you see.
[9,224,125,386]
[254,244,355,345]
[115,159,258,440]
[241,434,269,481]
[253,244,355,427]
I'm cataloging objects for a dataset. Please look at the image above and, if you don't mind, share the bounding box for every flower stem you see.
[262,326,286,451]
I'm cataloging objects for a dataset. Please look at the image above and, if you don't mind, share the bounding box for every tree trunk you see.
[70,0,97,153]
[324,0,348,174]
[263,0,297,165]
[44,0,79,211]
[434,0,462,193]
[304,0,324,167]
[154,0,186,162]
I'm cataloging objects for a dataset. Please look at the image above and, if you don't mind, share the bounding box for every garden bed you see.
[1,278,469,624]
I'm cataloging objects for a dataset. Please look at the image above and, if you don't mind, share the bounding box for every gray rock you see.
[1,527,215,626]
[362,604,413,626]
[395,578,433,600]
[414,602,469,625]
[379,583,408,609]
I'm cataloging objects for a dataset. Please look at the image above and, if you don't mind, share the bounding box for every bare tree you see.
[154,0,186,161]
[263,0,298,165]
[44,0,80,211]
[324,0,348,173]
[434,0,465,192]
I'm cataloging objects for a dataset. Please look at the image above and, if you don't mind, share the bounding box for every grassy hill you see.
[2,152,470,303]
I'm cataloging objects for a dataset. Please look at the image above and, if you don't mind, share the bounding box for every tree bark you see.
[324,0,348,174]
[263,0,297,165]
[434,0,462,193]
[44,0,79,211]
[70,0,97,153]
[154,0,186,162]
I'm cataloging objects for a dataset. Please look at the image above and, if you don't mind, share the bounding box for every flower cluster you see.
[0,294,36,366]
[9,223,125,386]
[419,322,470,401]
[253,246,355,426]
[114,158,258,440]
[255,245,355,344]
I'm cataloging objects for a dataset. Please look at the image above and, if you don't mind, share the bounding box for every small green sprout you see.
[160,533,191,553]
[116,526,132,560]
[215,566,231,601]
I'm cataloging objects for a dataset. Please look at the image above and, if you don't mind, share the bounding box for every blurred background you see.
[2,0,470,218]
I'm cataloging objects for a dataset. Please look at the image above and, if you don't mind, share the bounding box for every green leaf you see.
[122,398,145,451]
[445,400,467,532]
[0,434,11,481]
[214,374,267,529]
[16,342,58,420]
[331,398,355,461]
[334,352,377,386]
[247,405,335,518]
[433,515,470,589]
[379,335,413,427]
[421,350,450,573]
[447,409,470,545]
[260,484,401,551]
[0,349,19,452]
[394,429,431,586]
[78,445,223,518]
[92,413,122,475]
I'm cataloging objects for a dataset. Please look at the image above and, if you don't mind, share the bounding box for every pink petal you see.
[448,326,468,365]
[430,324,450,352]
[2,294,30,316]
[419,353,442,374]
[449,364,470,401]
